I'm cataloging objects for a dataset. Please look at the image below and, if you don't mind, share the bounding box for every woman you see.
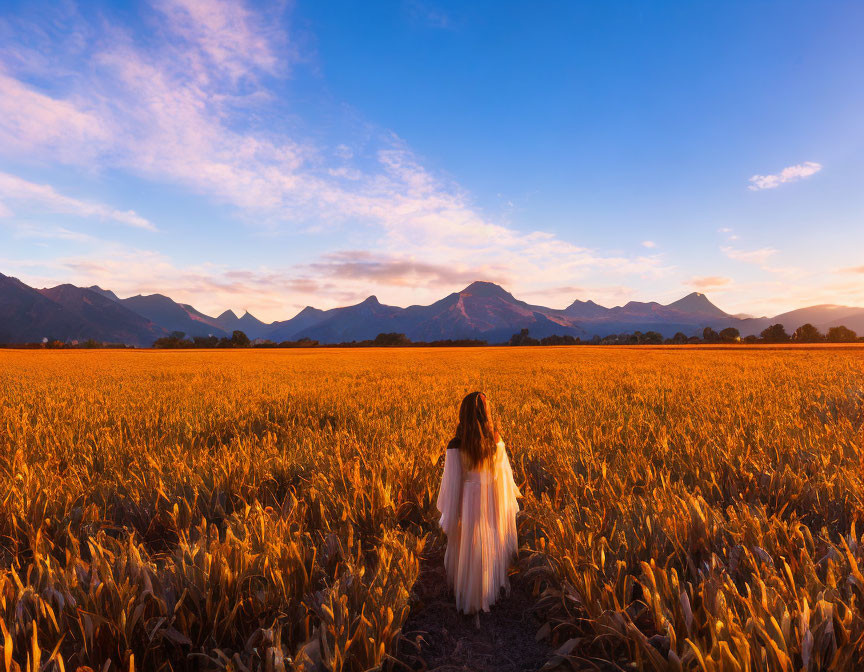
[436,391,521,616]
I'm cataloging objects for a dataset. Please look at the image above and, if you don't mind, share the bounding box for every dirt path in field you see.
[396,537,553,672]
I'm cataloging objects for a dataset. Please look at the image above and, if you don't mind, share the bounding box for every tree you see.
[253,339,277,348]
[230,330,251,347]
[192,335,219,348]
[760,324,790,343]
[540,334,579,345]
[719,327,740,343]
[373,332,411,346]
[702,327,720,344]
[827,325,858,343]
[670,332,689,345]
[278,337,319,348]
[641,331,663,345]
[509,328,539,346]
[793,323,823,343]
[154,332,191,348]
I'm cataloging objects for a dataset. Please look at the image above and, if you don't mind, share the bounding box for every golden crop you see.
[0,346,862,671]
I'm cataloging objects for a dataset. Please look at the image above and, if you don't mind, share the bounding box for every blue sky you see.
[0,0,862,320]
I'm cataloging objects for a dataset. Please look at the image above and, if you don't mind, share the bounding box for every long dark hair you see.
[450,392,500,468]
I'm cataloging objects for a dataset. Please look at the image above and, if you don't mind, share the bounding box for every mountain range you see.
[1,272,862,346]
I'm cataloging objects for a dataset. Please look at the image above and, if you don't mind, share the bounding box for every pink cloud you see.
[0,70,109,161]
[689,275,732,290]
[722,246,777,265]
[310,250,510,287]
[153,0,285,80]
[748,161,822,191]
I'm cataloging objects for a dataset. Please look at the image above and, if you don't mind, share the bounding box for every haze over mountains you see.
[1,272,863,346]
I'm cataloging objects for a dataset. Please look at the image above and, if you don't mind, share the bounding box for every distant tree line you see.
[328,332,487,347]
[3,323,860,349]
[735,323,860,344]
[507,323,862,346]
[154,330,256,348]
[153,330,324,348]
[152,330,488,349]
[0,339,134,349]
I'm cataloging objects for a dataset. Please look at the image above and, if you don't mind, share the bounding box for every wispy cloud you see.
[722,246,777,265]
[838,265,864,274]
[0,70,109,163]
[153,0,285,80]
[642,240,656,248]
[310,251,509,288]
[721,245,800,278]
[8,224,97,244]
[0,172,155,231]
[689,276,733,290]
[748,161,822,191]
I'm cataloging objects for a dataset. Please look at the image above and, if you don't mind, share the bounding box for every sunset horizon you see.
[5,269,863,322]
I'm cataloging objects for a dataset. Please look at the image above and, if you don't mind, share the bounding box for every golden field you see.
[0,346,862,672]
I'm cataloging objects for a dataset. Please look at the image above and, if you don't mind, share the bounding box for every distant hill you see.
[563,299,609,319]
[121,294,229,338]
[0,274,164,346]
[289,295,406,343]
[0,273,89,344]
[40,285,166,345]
[261,282,586,344]
[267,282,740,343]
[265,306,329,342]
[665,292,730,318]
[771,305,864,334]
[215,309,269,339]
[396,281,585,343]
[820,309,864,335]
[734,304,864,337]
[1,272,862,345]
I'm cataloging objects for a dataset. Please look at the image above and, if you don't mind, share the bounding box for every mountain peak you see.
[128,293,171,303]
[563,298,609,318]
[460,281,512,299]
[87,285,120,302]
[218,309,239,320]
[362,295,380,305]
[665,292,728,317]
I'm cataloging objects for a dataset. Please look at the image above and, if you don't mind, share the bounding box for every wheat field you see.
[0,346,862,671]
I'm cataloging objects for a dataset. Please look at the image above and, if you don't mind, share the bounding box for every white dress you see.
[436,439,521,614]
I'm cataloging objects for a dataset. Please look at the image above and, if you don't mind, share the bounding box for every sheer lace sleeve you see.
[436,447,463,538]
[496,440,521,501]
[493,440,521,561]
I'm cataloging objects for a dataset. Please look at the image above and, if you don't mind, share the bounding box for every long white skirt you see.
[436,440,521,613]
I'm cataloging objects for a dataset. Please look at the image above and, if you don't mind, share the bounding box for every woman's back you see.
[437,437,521,614]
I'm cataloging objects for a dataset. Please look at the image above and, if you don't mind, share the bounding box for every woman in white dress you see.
[436,391,521,616]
